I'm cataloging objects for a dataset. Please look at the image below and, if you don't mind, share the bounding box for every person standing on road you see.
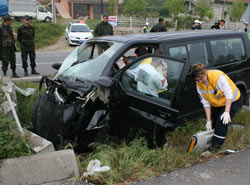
[17,15,39,76]
[150,18,167,32]
[191,63,242,151]
[0,15,19,78]
[94,15,113,54]
[142,22,150,33]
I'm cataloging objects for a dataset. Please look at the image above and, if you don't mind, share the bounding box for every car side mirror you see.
[52,63,62,70]
[94,77,115,88]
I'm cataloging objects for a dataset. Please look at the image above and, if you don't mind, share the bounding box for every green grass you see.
[0,84,33,160]
[11,18,100,51]
[12,20,65,51]
[0,115,33,160]
[15,82,40,127]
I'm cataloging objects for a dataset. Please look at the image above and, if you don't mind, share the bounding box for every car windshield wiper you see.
[71,60,87,67]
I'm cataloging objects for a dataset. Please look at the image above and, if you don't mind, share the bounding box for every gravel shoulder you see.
[37,35,75,52]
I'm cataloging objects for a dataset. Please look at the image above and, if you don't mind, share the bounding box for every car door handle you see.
[158,110,171,117]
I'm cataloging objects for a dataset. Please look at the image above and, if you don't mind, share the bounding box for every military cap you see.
[24,15,30,20]
[159,17,164,22]
[103,14,108,18]
[2,15,12,22]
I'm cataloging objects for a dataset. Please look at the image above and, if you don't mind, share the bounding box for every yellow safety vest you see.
[197,70,240,107]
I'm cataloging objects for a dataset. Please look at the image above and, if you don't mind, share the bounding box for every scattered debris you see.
[83,159,110,177]
[201,151,212,157]
[13,83,35,96]
[230,123,245,130]
[187,130,214,154]
[218,149,239,155]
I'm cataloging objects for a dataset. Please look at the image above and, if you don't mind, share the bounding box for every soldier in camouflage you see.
[17,15,39,76]
[0,15,19,78]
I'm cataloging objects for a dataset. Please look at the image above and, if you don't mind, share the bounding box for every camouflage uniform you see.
[17,24,36,70]
[0,23,16,74]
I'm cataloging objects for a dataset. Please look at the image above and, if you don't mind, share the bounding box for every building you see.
[55,0,124,19]
[186,0,250,20]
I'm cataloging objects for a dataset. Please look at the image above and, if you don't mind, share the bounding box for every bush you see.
[175,15,194,31]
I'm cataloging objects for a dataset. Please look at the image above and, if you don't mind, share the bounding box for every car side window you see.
[187,42,208,65]
[38,6,45,12]
[121,56,184,105]
[210,38,245,65]
[169,46,188,60]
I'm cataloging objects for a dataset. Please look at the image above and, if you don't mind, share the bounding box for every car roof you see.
[92,30,245,43]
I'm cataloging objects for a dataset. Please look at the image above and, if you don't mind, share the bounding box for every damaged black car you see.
[32,30,250,151]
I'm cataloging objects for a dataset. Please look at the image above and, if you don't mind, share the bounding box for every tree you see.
[108,0,118,15]
[123,0,147,16]
[231,0,245,22]
[195,0,214,20]
[164,0,185,18]
[145,0,166,12]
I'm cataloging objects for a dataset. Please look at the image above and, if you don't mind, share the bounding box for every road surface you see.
[0,50,73,78]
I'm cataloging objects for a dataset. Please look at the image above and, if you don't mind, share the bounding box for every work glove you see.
[206,120,212,131]
[220,112,231,125]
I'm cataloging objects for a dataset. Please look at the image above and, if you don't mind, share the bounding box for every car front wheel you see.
[44,17,51,22]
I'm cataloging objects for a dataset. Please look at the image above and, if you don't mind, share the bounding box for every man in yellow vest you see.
[191,63,241,151]
[142,23,150,33]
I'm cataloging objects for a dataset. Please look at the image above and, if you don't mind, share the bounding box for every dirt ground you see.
[37,35,75,52]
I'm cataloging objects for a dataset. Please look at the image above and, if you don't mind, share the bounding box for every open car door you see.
[107,54,191,146]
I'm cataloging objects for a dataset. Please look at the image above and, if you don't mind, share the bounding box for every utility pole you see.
[52,0,56,24]
[101,0,103,16]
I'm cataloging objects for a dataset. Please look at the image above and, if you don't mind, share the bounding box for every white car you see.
[65,22,93,46]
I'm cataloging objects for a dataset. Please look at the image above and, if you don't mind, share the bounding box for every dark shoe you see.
[31,68,39,75]
[12,72,20,78]
[3,71,7,76]
[24,69,28,76]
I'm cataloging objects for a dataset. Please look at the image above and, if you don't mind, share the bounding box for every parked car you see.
[65,22,93,46]
[32,30,250,152]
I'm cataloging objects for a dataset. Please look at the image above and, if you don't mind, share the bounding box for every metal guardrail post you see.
[5,92,24,136]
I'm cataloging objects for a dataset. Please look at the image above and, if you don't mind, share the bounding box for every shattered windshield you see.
[55,41,123,83]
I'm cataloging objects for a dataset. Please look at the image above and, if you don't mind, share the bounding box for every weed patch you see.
[0,115,32,160]
[77,112,250,185]
[0,84,33,161]
[15,82,39,127]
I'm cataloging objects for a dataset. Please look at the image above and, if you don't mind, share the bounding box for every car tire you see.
[44,17,51,23]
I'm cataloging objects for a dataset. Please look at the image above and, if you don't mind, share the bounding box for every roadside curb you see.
[0,150,79,185]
